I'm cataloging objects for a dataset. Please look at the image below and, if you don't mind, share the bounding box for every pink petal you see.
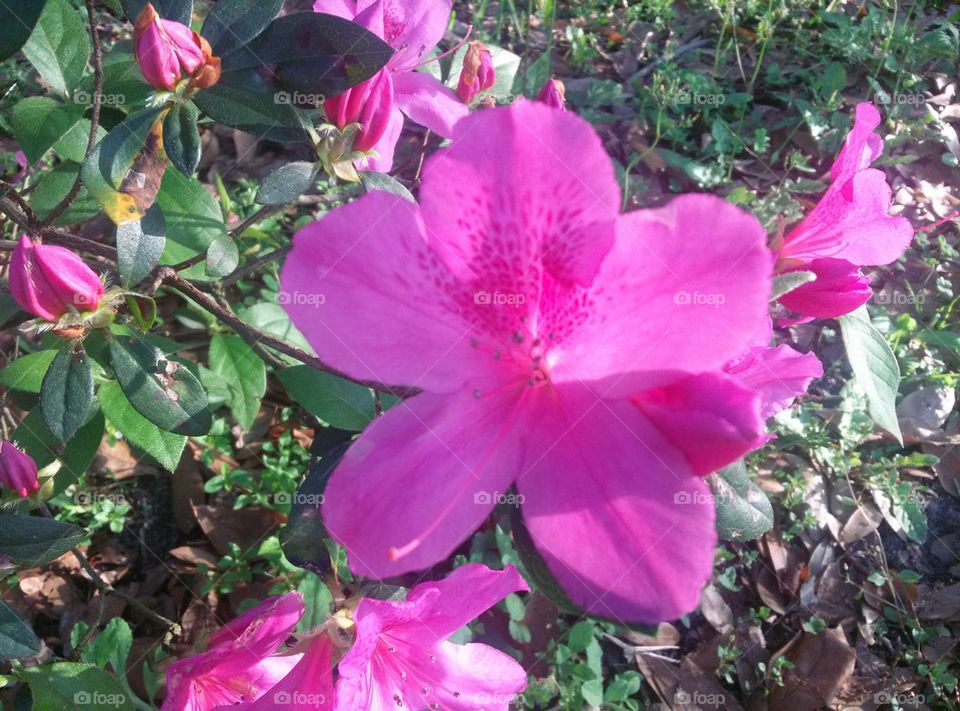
[392,70,470,138]
[552,194,772,390]
[360,0,452,70]
[280,191,499,391]
[238,637,335,710]
[777,258,872,318]
[419,101,620,288]
[831,102,884,183]
[207,592,304,653]
[312,0,358,19]
[725,344,823,419]
[633,372,765,476]
[516,384,717,622]
[322,389,524,579]
[355,105,404,173]
[780,169,913,266]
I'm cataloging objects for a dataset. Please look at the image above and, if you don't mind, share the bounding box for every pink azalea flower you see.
[775,102,913,318]
[280,102,774,622]
[8,236,105,322]
[336,564,528,710]
[0,441,40,498]
[313,0,469,171]
[134,3,206,91]
[535,78,566,110]
[234,635,336,710]
[456,41,495,104]
[162,592,305,710]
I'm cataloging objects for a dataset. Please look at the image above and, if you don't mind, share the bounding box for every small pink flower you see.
[134,3,219,91]
[0,442,39,498]
[281,102,774,622]
[162,592,305,710]
[8,236,104,322]
[324,68,395,153]
[336,564,528,710]
[536,78,566,110]
[457,42,495,104]
[775,102,913,318]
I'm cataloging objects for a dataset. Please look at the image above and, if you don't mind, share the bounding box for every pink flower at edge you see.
[775,102,913,318]
[8,236,104,322]
[280,102,775,622]
[314,0,469,171]
[456,41,495,104]
[0,442,39,498]
[536,78,566,110]
[335,564,529,710]
[162,592,305,711]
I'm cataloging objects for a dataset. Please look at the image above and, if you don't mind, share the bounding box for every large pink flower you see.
[162,593,305,710]
[775,102,913,318]
[281,102,773,622]
[336,564,528,710]
[314,0,468,171]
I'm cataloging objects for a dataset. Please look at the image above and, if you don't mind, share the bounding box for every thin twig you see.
[220,245,291,286]
[42,0,104,226]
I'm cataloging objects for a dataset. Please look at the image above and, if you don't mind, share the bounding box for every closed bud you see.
[536,78,566,110]
[457,42,495,104]
[133,3,219,91]
[8,236,104,322]
[324,69,394,154]
[0,442,39,498]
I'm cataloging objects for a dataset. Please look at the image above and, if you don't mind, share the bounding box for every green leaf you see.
[124,294,157,331]
[0,514,85,566]
[242,302,313,356]
[29,162,100,225]
[20,662,135,710]
[359,171,415,202]
[277,366,374,431]
[13,408,104,496]
[52,117,106,163]
[205,235,239,278]
[162,102,201,176]
[201,0,283,56]
[11,97,85,165]
[708,459,774,541]
[156,167,225,278]
[22,0,91,96]
[0,600,40,661]
[839,306,903,443]
[208,335,266,429]
[1,350,58,394]
[116,203,166,287]
[193,77,309,143]
[86,618,132,675]
[771,270,816,301]
[295,572,333,634]
[108,334,211,436]
[256,161,316,205]
[98,381,187,471]
[0,0,46,63]
[40,348,94,444]
[120,0,191,24]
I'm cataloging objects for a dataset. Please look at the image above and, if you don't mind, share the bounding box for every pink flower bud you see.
[457,41,495,104]
[8,236,104,322]
[0,442,39,498]
[134,3,207,91]
[324,69,394,153]
[536,77,566,110]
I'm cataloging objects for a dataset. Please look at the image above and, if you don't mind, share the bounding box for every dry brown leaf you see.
[768,627,856,710]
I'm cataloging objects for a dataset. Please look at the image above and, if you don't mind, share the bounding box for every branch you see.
[41,0,104,226]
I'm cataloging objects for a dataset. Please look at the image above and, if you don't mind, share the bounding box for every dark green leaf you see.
[157,168,225,278]
[839,306,903,443]
[0,0,46,63]
[52,118,105,163]
[709,459,774,541]
[277,366,374,431]
[295,572,333,633]
[205,235,239,277]
[0,600,40,661]
[108,334,211,436]
[11,97,85,165]
[40,348,94,443]
[120,0,191,24]
[359,171,414,202]
[98,381,186,471]
[0,514,85,566]
[21,662,135,711]
[116,203,166,287]
[193,76,308,143]
[201,0,283,56]
[256,161,316,205]
[124,294,157,331]
[208,335,266,429]
[1,350,58,394]
[162,102,201,176]
[23,0,91,96]
[29,162,100,225]
[13,409,104,496]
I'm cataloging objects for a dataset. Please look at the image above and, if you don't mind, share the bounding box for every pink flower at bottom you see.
[335,564,528,710]
[281,102,775,622]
